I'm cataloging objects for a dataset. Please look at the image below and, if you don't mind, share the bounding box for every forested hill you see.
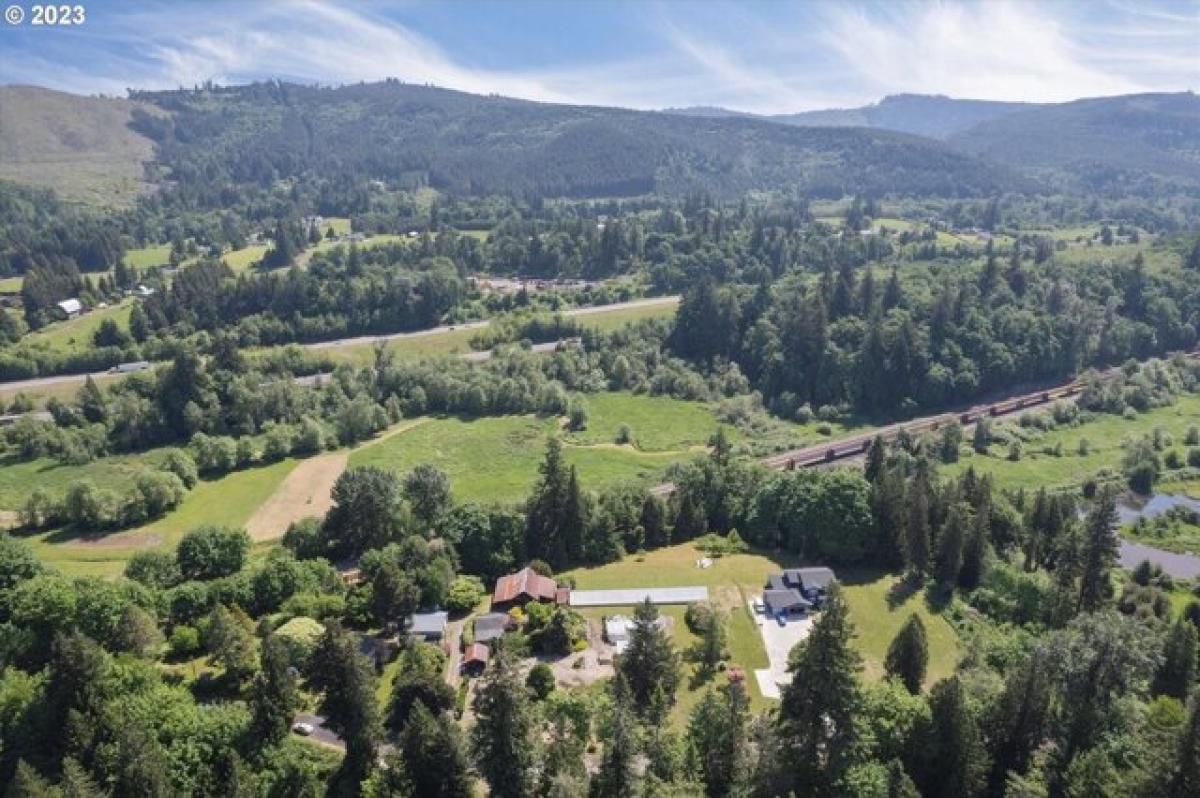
[771,93,1037,139]
[120,80,1022,202]
[666,94,1036,138]
[950,92,1200,195]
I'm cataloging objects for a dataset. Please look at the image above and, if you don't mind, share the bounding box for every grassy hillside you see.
[0,85,161,206]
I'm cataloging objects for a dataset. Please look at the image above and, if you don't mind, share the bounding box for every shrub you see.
[1187,426,1200,446]
[176,525,250,581]
[169,625,202,657]
[1077,438,1091,456]
[567,396,589,431]
[684,601,715,634]
[446,575,486,614]
[1165,449,1183,470]
[1188,448,1200,468]
[1127,461,1158,495]
[615,424,632,444]
[526,662,556,700]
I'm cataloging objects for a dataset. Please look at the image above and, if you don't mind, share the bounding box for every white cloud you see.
[818,0,1147,102]
[2,0,1195,111]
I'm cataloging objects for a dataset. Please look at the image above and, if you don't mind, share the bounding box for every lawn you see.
[945,395,1200,490]
[839,569,961,687]
[349,413,689,504]
[22,300,134,354]
[0,276,22,293]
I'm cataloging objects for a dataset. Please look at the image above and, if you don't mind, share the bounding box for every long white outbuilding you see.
[569,586,708,607]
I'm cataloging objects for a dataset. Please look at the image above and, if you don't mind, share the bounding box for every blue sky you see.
[0,0,1196,113]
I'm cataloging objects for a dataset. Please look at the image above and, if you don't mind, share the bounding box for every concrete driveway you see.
[747,597,813,700]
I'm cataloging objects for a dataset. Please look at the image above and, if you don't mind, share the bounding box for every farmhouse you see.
[462,642,490,675]
[491,566,568,610]
[473,612,516,643]
[55,298,83,319]
[406,610,448,641]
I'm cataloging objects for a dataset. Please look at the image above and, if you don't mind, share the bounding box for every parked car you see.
[751,597,765,614]
[292,722,314,736]
[776,614,787,627]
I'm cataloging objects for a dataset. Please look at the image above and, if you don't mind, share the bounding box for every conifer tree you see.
[618,598,681,719]
[884,614,928,694]
[250,627,299,751]
[472,643,539,798]
[400,701,473,798]
[777,583,862,793]
[1078,489,1119,613]
[924,677,988,798]
[591,673,639,798]
[1152,618,1198,701]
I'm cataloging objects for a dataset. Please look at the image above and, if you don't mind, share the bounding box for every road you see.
[0,295,679,394]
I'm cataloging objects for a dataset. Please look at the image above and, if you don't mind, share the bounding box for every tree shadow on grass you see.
[886,574,924,610]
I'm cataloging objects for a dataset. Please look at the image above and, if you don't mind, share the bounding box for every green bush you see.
[169,625,202,657]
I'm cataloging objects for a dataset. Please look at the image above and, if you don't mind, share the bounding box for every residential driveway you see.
[747,597,813,700]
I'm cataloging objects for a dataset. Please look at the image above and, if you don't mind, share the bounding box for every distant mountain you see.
[665,94,1037,139]
[0,85,162,206]
[949,92,1200,195]
[773,94,1038,139]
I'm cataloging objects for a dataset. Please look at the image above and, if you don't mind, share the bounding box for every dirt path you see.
[244,418,429,542]
[244,451,349,542]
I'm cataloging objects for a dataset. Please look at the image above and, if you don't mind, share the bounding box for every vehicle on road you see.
[292,722,314,736]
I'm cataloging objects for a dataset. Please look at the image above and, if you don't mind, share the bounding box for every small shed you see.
[407,610,449,641]
[462,643,489,675]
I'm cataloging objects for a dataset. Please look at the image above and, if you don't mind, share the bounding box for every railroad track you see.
[647,372,1104,498]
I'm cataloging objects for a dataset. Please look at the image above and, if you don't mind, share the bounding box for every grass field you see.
[221,243,270,272]
[23,458,300,577]
[22,300,134,354]
[350,410,690,504]
[0,276,22,293]
[945,395,1200,490]
[0,448,166,512]
[124,244,171,269]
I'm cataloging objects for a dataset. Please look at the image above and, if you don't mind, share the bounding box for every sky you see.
[0,0,1196,113]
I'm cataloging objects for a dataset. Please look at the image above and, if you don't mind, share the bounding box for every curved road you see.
[0,296,680,394]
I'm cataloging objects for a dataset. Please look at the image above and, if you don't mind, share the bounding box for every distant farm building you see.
[55,298,83,319]
[491,567,568,610]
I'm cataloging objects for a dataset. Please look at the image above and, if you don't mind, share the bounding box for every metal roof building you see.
[569,586,708,607]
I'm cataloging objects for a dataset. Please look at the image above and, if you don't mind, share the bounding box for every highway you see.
[0,296,679,394]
